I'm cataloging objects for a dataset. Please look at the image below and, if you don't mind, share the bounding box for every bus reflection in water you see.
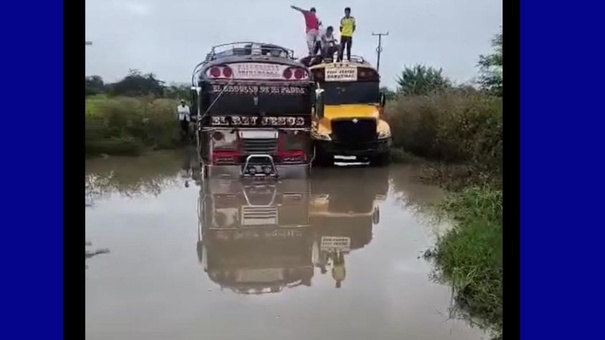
[196,179,314,294]
[196,167,389,292]
[309,167,389,288]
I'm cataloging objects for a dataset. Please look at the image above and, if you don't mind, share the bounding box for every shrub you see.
[384,90,502,181]
[85,96,181,156]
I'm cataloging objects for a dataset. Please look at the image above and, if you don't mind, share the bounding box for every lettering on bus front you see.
[233,63,281,79]
[210,115,306,127]
[211,84,306,95]
[324,67,358,82]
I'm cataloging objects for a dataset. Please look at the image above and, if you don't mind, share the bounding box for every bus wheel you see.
[370,152,391,167]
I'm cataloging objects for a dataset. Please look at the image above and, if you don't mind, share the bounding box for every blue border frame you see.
[9,0,605,338]
[2,1,64,339]
[520,2,605,339]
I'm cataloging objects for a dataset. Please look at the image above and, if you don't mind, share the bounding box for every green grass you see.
[86,95,183,157]
[385,90,502,337]
[433,187,502,338]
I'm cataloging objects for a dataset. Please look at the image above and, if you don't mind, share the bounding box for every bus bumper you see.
[315,138,391,158]
[205,163,310,180]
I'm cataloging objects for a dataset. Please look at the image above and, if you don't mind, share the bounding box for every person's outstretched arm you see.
[291,5,304,12]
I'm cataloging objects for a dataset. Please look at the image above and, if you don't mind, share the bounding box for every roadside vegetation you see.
[85,70,191,157]
[385,29,502,338]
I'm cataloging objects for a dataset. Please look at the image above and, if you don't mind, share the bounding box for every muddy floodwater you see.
[86,150,488,340]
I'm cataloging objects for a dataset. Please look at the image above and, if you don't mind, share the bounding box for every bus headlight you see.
[377,130,391,139]
[312,131,332,141]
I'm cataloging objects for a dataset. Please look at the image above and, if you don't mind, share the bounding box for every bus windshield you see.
[321,82,380,105]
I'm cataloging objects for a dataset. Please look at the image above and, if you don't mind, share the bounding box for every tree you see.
[477,29,502,97]
[108,69,165,97]
[85,75,105,96]
[396,65,451,96]
[163,83,191,100]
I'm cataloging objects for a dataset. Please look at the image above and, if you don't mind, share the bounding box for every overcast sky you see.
[85,0,501,88]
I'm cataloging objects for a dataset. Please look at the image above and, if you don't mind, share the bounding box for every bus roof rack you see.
[346,55,369,65]
[204,42,295,62]
[301,54,372,68]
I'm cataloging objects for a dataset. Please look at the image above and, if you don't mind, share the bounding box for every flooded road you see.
[86,151,487,340]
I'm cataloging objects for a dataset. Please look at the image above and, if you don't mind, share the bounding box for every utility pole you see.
[371,32,388,73]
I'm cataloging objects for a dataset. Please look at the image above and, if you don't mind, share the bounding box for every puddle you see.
[85,151,488,340]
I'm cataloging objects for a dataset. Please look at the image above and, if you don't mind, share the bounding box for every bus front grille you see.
[241,138,278,154]
[331,119,377,144]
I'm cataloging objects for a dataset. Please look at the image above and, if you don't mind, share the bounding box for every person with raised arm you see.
[291,5,322,55]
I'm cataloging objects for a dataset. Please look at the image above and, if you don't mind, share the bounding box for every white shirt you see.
[177,104,190,121]
[320,32,337,48]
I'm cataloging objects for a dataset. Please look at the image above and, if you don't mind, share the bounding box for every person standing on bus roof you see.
[291,5,322,55]
[338,7,356,62]
[319,26,339,60]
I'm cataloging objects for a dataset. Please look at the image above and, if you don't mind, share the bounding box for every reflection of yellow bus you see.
[309,192,384,250]
[309,167,389,254]
[307,56,392,166]
[309,191,382,289]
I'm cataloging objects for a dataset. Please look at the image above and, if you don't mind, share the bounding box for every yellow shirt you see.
[340,16,356,37]
[332,265,346,281]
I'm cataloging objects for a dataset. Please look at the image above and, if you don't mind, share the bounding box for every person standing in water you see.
[338,7,356,61]
[291,5,322,55]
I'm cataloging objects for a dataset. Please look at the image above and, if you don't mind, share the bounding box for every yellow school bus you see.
[307,56,392,166]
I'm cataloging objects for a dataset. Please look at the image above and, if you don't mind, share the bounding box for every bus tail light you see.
[207,65,234,79]
[283,67,309,80]
[211,130,240,165]
[278,131,307,164]
[312,70,324,80]
[357,68,379,81]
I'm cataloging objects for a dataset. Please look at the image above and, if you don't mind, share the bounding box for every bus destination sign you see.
[325,67,358,82]
[210,115,307,127]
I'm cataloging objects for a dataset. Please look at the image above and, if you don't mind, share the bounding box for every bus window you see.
[322,82,380,105]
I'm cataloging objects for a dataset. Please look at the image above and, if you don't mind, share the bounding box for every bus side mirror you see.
[379,92,386,107]
[315,89,325,118]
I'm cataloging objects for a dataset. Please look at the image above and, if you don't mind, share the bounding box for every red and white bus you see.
[191,42,323,179]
